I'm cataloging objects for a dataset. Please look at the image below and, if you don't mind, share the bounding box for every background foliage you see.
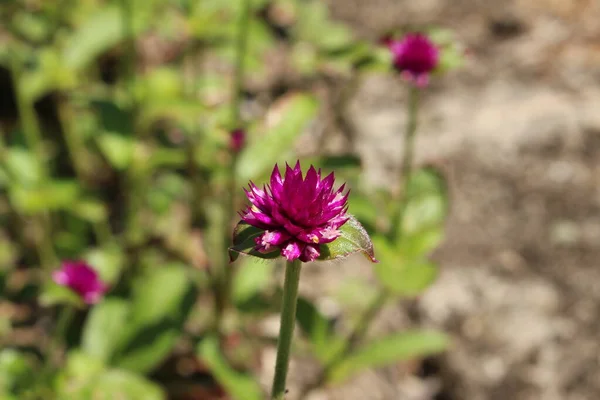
[0,0,460,398]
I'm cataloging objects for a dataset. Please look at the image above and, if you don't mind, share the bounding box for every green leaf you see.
[85,247,125,284]
[233,258,275,306]
[96,133,134,170]
[428,28,465,74]
[9,180,80,214]
[318,215,377,262]
[72,199,108,223]
[113,265,195,373]
[138,101,205,131]
[230,215,377,263]
[348,195,378,230]
[236,94,319,182]
[228,222,280,262]
[91,369,165,400]
[93,100,134,135]
[318,154,362,170]
[295,297,333,349]
[295,1,353,51]
[56,351,165,400]
[401,168,448,237]
[0,349,35,394]
[39,282,83,308]
[114,328,179,374]
[128,266,193,326]
[329,331,449,382]
[373,168,447,295]
[372,235,438,296]
[63,8,121,70]
[197,336,263,400]
[4,148,43,185]
[19,48,76,102]
[148,148,187,169]
[82,299,130,363]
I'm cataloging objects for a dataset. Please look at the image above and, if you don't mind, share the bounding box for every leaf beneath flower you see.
[228,222,280,262]
[318,215,377,262]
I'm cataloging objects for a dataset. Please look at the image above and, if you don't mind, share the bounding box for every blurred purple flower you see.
[240,161,349,262]
[52,261,108,304]
[388,33,439,87]
[230,128,246,153]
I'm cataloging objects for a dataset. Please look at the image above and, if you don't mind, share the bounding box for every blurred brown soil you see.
[283,0,600,399]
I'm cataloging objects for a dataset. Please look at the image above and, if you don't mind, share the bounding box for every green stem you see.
[10,56,59,269]
[271,260,302,400]
[120,0,135,86]
[38,213,59,270]
[390,86,420,242]
[307,86,422,394]
[9,55,44,161]
[215,0,252,331]
[42,306,75,380]
[119,0,144,245]
[57,97,85,182]
[57,98,113,246]
[230,0,251,126]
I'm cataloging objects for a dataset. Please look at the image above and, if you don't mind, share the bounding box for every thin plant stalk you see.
[312,85,422,388]
[215,0,252,328]
[118,0,144,245]
[271,260,302,400]
[57,98,113,246]
[9,54,58,270]
[39,305,75,394]
[9,55,44,160]
[390,85,420,242]
[230,0,251,127]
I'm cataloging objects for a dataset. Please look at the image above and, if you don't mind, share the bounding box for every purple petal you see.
[282,241,303,261]
[299,244,320,262]
[53,261,108,304]
[255,230,292,252]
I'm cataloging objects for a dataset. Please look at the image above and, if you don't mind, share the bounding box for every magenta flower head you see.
[52,261,108,304]
[230,161,377,264]
[388,33,439,87]
[229,128,246,153]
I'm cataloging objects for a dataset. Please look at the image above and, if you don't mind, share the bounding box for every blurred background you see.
[1,0,600,399]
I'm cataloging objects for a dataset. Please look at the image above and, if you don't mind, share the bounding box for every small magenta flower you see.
[388,33,439,87]
[240,161,350,262]
[229,128,246,153]
[52,261,108,304]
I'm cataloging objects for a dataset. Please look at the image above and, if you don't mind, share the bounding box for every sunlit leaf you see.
[56,351,165,400]
[9,181,80,214]
[39,282,83,308]
[82,299,130,363]
[197,336,263,400]
[295,297,334,350]
[372,235,438,296]
[113,265,195,373]
[233,257,275,306]
[85,246,125,286]
[72,199,108,224]
[329,331,449,382]
[4,149,43,185]
[236,94,319,182]
[318,215,377,262]
[96,133,134,170]
[0,349,35,395]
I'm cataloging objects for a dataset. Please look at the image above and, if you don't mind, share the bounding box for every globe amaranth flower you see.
[52,261,108,304]
[388,33,439,87]
[229,128,246,153]
[240,161,350,262]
